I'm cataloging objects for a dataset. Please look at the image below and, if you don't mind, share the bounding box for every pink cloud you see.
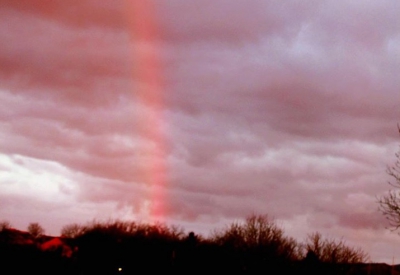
[1,0,400,264]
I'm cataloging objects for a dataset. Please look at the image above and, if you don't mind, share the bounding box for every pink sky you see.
[1,0,400,263]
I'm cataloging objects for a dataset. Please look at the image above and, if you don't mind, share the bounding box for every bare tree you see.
[211,214,302,261]
[27,222,45,239]
[304,232,369,264]
[0,220,11,232]
[61,223,86,238]
[378,125,400,230]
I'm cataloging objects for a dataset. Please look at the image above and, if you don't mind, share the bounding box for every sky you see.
[1,0,400,264]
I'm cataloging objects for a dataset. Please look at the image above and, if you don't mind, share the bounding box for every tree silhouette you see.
[0,221,11,232]
[378,125,400,230]
[27,222,45,239]
[211,214,302,272]
[61,223,86,238]
[304,232,369,264]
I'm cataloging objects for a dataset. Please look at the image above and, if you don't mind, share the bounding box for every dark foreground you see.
[0,230,398,275]
[0,217,391,275]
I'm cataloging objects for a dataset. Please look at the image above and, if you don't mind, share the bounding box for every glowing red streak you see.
[128,0,167,223]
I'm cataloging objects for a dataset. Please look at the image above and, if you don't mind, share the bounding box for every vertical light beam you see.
[128,0,167,223]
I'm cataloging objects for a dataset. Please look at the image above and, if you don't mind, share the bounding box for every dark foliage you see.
[0,215,371,274]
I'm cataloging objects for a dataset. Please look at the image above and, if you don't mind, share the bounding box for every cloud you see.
[1,0,400,263]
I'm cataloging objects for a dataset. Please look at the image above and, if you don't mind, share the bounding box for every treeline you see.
[0,214,370,274]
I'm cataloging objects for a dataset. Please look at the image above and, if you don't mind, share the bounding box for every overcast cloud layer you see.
[1,0,400,263]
